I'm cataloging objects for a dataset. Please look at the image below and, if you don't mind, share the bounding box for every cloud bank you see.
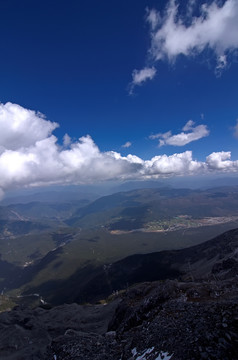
[131,0,238,89]
[0,102,238,198]
[150,120,209,147]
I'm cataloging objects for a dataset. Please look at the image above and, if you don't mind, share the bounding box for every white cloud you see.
[150,120,209,147]
[0,102,238,198]
[144,151,204,176]
[186,0,197,18]
[122,141,132,148]
[132,67,156,85]
[63,133,71,147]
[145,8,160,31]
[148,0,238,62]
[182,120,195,131]
[131,0,238,89]
[206,151,238,171]
[215,54,228,76]
[130,67,156,94]
[0,102,58,151]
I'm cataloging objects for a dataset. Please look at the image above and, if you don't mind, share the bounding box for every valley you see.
[1,185,238,306]
[110,215,238,234]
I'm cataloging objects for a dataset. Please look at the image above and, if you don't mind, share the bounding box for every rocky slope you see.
[0,277,237,359]
[0,228,238,359]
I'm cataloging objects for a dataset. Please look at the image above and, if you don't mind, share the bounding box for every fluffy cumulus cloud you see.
[0,102,238,198]
[150,120,209,147]
[0,102,58,151]
[206,151,238,170]
[144,151,204,175]
[131,0,238,89]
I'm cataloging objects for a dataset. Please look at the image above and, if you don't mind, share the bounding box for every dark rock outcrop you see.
[0,300,120,359]
[1,277,238,359]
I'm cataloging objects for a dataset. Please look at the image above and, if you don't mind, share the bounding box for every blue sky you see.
[0,0,238,195]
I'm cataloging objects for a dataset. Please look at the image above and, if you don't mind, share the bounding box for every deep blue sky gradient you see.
[0,0,237,161]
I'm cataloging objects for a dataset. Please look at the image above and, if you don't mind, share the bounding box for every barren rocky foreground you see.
[0,277,238,360]
[1,228,238,359]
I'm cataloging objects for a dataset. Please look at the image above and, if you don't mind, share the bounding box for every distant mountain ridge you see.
[0,190,99,205]
[67,186,238,229]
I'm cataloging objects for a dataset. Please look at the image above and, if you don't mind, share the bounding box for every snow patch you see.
[155,352,173,360]
[136,347,154,359]
[131,347,172,360]
[132,348,138,356]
